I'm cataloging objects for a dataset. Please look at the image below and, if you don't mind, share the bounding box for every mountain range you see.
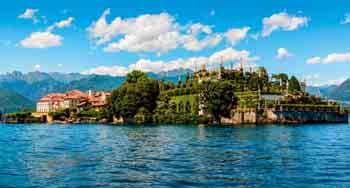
[325,79,350,101]
[0,88,34,113]
[306,79,350,102]
[306,85,338,98]
[0,70,191,113]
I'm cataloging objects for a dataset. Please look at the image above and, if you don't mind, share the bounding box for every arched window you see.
[178,101,184,113]
[185,101,191,113]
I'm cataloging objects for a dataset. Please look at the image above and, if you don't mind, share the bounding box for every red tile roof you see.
[38,90,111,107]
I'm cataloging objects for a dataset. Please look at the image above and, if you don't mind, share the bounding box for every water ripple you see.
[0,123,350,187]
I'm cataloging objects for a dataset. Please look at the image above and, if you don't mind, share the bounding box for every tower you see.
[218,57,224,80]
[239,57,246,72]
[194,60,198,72]
[220,56,224,69]
[300,79,307,93]
[201,64,206,71]
[317,88,321,98]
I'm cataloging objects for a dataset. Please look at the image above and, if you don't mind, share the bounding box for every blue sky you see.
[1,0,350,86]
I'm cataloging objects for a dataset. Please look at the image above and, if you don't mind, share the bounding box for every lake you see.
[0,123,350,187]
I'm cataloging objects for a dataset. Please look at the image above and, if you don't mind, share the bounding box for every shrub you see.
[197,115,211,124]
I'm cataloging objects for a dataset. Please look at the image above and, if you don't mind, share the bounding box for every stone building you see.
[36,90,110,113]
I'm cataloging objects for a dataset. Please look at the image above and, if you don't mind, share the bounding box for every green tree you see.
[199,81,237,123]
[273,73,288,83]
[257,67,269,91]
[126,70,147,83]
[108,71,160,121]
[288,76,301,93]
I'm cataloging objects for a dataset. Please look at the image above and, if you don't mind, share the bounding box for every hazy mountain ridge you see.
[0,71,88,84]
[306,85,338,98]
[0,70,189,112]
[66,75,125,92]
[0,72,124,101]
[325,79,350,101]
[305,80,350,101]
[0,88,35,113]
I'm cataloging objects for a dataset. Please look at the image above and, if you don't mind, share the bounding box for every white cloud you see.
[129,47,259,73]
[58,64,63,67]
[262,12,308,37]
[183,23,223,51]
[324,78,346,86]
[34,64,41,70]
[129,59,167,73]
[323,53,350,64]
[225,27,250,45]
[309,78,346,87]
[18,9,39,23]
[304,73,320,82]
[182,35,222,51]
[47,17,74,31]
[188,23,212,35]
[82,47,259,76]
[19,16,75,49]
[306,53,350,64]
[88,10,247,54]
[276,48,293,60]
[306,56,322,64]
[341,13,350,24]
[20,32,63,48]
[303,74,346,87]
[88,10,182,53]
[87,9,114,44]
[56,17,74,28]
[82,65,129,76]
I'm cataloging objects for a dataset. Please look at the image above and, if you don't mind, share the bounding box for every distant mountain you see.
[306,85,337,98]
[67,75,125,91]
[0,71,53,83]
[0,88,34,113]
[306,79,350,101]
[48,72,89,83]
[326,79,350,101]
[0,71,90,84]
[157,68,193,77]
[0,77,67,101]
[148,68,193,83]
[0,70,189,104]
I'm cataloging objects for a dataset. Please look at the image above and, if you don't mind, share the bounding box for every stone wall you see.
[266,110,348,124]
[221,109,348,125]
[221,109,257,124]
[32,112,53,123]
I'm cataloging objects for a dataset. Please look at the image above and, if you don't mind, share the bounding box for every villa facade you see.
[36,90,111,113]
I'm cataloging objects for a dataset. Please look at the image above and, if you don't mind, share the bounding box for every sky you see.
[1,0,350,86]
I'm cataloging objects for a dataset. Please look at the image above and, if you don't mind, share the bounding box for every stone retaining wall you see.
[221,109,348,125]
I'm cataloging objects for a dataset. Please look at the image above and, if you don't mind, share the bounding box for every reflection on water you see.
[0,123,350,187]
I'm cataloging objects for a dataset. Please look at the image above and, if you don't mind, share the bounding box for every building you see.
[36,93,65,113]
[36,90,111,113]
[87,91,111,111]
[62,90,89,109]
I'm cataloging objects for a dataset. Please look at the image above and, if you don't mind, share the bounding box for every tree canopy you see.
[288,76,301,93]
[199,81,237,123]
[108,71,159,121]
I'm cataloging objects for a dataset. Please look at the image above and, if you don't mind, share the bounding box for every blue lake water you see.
[0,123,350,187]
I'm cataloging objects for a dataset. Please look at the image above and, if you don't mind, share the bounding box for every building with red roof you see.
[36,90,110,113]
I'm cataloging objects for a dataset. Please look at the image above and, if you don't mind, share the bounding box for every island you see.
[4,63,348,125]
